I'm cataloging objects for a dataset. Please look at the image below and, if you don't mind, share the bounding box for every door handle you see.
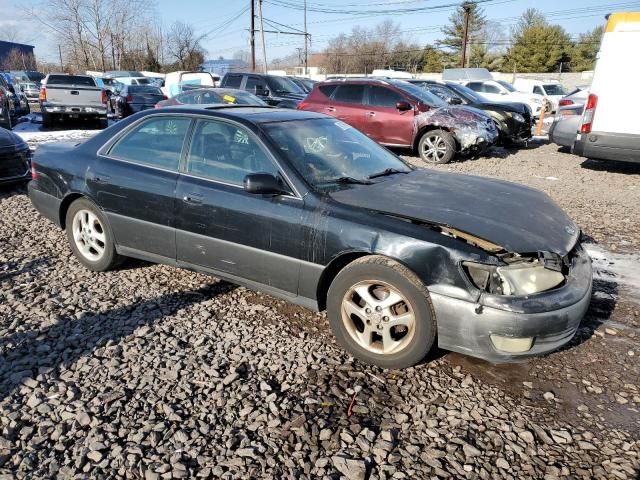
[183,193,203,205]
[366,111,376,117]
[326,107,336,112]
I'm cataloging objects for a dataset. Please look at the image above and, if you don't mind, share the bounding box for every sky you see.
[3,0,639,65]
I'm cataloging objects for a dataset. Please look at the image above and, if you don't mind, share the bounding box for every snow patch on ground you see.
[12,113,100,148]
[586,244,640,299]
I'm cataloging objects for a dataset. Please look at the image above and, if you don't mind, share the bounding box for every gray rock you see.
[332,455,366,480]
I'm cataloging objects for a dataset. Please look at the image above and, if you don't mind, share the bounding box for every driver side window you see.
[185,119,279,185]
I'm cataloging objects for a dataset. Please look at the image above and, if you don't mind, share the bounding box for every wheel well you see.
[59,193,84,229]
[316,252,370,311]
[413,125,457,152]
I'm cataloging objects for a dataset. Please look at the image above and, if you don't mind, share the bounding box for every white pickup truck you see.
[39,74,107,128]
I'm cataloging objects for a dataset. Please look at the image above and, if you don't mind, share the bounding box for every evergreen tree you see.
[440,1,486,65]
[421,45,445,72]
[505,11,572,72]
[572,26,603,71]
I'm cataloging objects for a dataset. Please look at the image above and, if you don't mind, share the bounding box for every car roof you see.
[158,105,327,123]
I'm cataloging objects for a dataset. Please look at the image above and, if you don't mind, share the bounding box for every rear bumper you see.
[28,183,62,227]
[433,246,592,362]
[573,131,640,163]
[41,104,107,117]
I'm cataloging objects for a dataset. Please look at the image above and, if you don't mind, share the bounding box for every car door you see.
[365,85,414,146]
[327,84,366,131]
[88,115,192,261]
[174,117,305,293]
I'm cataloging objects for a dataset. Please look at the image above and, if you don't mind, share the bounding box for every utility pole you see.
[460,3,471,68]
[258,0,267,73]
[250,0,256,72]
[58,45,63,71]
[303,0,308,76]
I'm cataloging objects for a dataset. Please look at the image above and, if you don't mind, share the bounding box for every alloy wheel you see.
[72,209,106,261]
[341,280,416,355]
[421,134,448,162]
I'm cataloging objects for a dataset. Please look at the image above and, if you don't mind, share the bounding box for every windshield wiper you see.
[317,176,373,186]
[366,168,410,179]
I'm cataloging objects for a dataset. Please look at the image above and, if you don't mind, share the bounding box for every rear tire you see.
[418,129,456,164]
[327,255,436,369]
[65,198,124,272]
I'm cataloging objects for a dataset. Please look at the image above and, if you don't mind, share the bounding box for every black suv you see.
[219,73,307,108]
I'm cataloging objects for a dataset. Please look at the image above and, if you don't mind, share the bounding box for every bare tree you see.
[166,21,205,70]
[0,48,37,70]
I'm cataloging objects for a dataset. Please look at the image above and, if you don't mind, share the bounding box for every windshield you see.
[262,118,411,187]
[497,80,516,92]
[267,76,304,94]
[543,84,567,96]
[447,82,487,102]
[395,81,447,107]
[217,90,267,105]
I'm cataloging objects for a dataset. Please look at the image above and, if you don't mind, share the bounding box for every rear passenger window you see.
[333,85,365,104]
[108,117,190,170]
[224,75,242,88]
[369,86,405,108]
[244,76,263,92]
[185,119,279,185]
[318,84,338,98]
[533,86,544,95]
[466,82,482,92]
[482,84,501,94]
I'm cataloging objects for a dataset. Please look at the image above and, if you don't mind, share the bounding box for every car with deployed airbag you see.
[27,105,592,368]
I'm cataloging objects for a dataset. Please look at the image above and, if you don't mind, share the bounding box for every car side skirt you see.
[116,244,321,312]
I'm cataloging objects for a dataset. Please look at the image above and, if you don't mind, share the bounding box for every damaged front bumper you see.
[456,121,500,154]
[430,245,592,362]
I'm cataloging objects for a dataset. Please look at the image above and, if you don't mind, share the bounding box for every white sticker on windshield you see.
[334,120,351,131]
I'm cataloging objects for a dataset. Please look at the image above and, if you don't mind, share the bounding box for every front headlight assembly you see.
[463,260,565,296]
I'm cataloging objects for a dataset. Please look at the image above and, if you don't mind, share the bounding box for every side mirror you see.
[396,101,412,111]
[500,90,508,95]
[244,173,287,195]
[449,97,462,105]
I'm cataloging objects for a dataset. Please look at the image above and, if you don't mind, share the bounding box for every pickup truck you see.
[39,74,108,128]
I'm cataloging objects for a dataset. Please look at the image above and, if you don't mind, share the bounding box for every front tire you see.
[418,129,456,164]
[65,198,123,271]
[327,256,436,369]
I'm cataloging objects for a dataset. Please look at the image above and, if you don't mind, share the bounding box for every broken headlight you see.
[463,261,565,296]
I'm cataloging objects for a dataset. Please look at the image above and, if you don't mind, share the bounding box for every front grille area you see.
[0,148,31,180]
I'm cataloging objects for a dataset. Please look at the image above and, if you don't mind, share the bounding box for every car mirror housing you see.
[244,173,287,195]
[449,97,462,105]
[396,101,412,111]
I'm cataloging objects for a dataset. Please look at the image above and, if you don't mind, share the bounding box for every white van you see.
[573,12,640,164]
[513,79,568,112]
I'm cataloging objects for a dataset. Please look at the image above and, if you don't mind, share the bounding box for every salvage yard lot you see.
[1,127,639,478]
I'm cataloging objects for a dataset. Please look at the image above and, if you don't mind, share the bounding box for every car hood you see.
[329,169,579,256]
[469,101,528,114]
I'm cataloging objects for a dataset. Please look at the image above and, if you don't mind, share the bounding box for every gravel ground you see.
[0,127,639,479]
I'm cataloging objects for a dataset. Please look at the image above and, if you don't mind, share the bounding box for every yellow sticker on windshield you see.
[223,95,236,104]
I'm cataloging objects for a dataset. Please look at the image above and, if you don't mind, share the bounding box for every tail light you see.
[162,95,168,100]
[580,94,598,134]
[558,99,573,107]
[101,89,107,104]
[298,101,308,110]
[126,95,133,102]
[30,160,37,180]
[39,86,47,102]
